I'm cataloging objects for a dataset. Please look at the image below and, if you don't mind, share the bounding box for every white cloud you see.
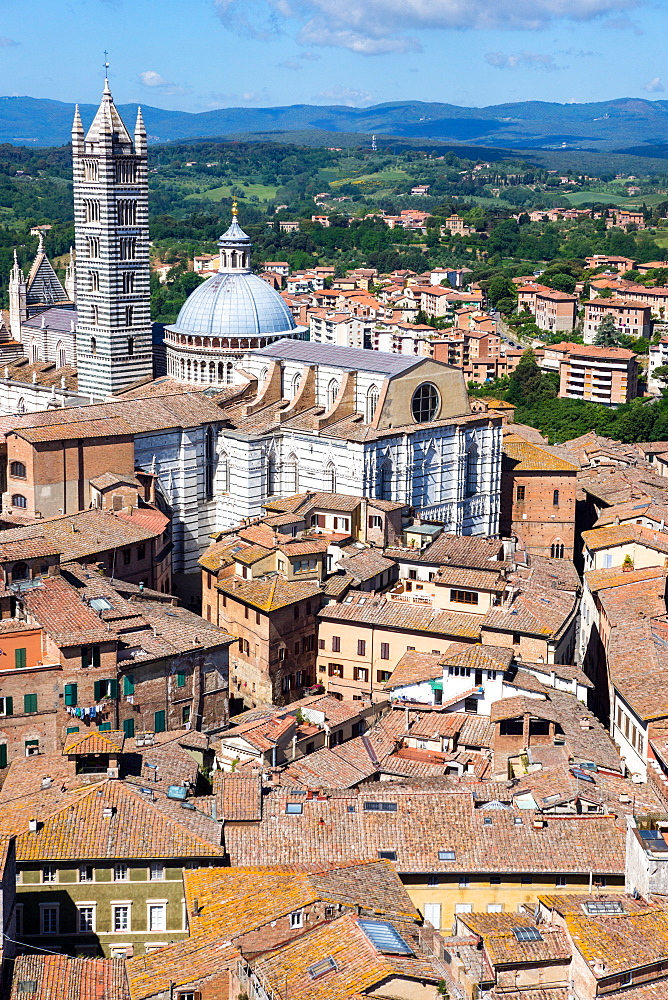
[643,76,664,93]
[315,86,374,105]
[139,71,168,87]
[485,50,560,71]
[139,71,189,96]
[216,0,644,54]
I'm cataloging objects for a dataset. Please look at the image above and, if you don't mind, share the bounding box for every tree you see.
[506,349,558,407]
[543,272,576,294]
[594,313,623,348]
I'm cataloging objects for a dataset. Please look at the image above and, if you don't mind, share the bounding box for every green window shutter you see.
[23,694,37,714]
[154,710,165,733]
[93,680,101,701]
[64,684,78,707]
[5,697,12,717]
[66,727,79,735]
[122,718,135,738]
[92,647,101,668]
[82,646,89,669]
[122,675,134,696]
[0,745,7,768]
[14,648,26,669]
[108,679,118,699]
[98,723,111,732]
[176,672,186,688]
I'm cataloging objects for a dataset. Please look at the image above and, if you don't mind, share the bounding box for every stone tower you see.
[72,81,152,396]
[8,251,26,341]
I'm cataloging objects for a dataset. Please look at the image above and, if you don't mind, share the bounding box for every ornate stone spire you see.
[218,204,251,273]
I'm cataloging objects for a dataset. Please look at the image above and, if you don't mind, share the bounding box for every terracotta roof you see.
[0,536,62,561]
[458,911,571,966]
[215,772,262,821]
[63,730,125,755]
[503,435,578,473]
[384,651,442,690]
[225,787,625,875]
[9,955,129,1000]
[319,593,482,640]
[250,912,439,1000]
[582,523,668,554]
[15,780,226,861]
[217,576,322,612]
[337,548,396,583]
[127,932,238,1000]
[20,575,113,645]
[585,565,667,593]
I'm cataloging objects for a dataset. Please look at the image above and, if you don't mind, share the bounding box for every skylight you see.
[583,901,625,915]
[90,597,113,612]
[358,919,414,955]
[512,926,543,942]
[364,801,397,812]
[378,850,397,860]
[438,850,456,860]
[308,957,337,980]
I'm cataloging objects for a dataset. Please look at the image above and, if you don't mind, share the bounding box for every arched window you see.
[366,385,379,423]
[285,454,299,495]
[16,398,25,414]
[127,337,134,357]
[422,446,437,506]
[90,337,97,356]
[465,442,478,498]
[411,382,439,423]
[327,379,339,409]
[553,489,560,506]
[209,361,215,383]
[325,462,336,494]
[56,341,66,369]
[11,561,28,580]
[10,462,26,479]
[292,373,302,399]
[11,495,26,510]
[380,459,393,501]
[91,304,98,325]
[226,362,233,384]
[551,541,564,559]
[218,362,224,383]
[205,426,216,500]
[219,451,230,494]
[259,367,268,386]
[30,344,39,364]
[267,455,276,496]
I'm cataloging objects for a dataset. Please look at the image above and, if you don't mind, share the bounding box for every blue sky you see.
[0,0,666,111]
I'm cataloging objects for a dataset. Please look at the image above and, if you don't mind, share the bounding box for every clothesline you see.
[65,704,106,720]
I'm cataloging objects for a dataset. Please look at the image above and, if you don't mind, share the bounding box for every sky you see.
[0,0,666,112]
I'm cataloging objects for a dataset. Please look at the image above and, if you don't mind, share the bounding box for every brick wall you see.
[500,466,577,559]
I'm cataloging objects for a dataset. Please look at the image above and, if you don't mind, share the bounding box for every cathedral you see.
[6,78,153,399]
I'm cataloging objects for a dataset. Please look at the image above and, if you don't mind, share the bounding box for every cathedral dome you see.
[168,209,296,339]
[170,269,297,339]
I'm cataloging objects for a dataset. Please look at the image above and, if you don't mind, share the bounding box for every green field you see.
[565,190,666,208]
[185,182,279,203]
[331,168,410,188]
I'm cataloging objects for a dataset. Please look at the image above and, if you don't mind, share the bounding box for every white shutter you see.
[424,903,441,929]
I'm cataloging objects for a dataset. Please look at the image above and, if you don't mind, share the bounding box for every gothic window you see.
[205,427,216,500]
[90,305,99,326]
[84,199,100,223]
[119,238,136,261]
[125,305,134,327]
[285,454,299,495]
[551,541,564,559]
[116,160,137,183]
[16,398,25,414]
[122,272,135,294]
[259,367,268,385]
[11,498,27,513]
[88,271,99,292]
[366,385,379,423]
[117,200,137,226]
[327,379,339,409]
[83,159,98,182]
[10,462,26,479]
[226,362,233,384]
[217,362,224,383]
[90,337,97,356]
[267,455,277,496]
[209,361,215,383]
[326,462,336,494]
[553,489,560,506]
[423,446,437,505]
[30,344,39,364]
[465,442,478,498]
[56,342,66,368]
[292,373,302,398]
[127,337,134,357]
[380,460,393,501]
[87,236,100,259]
[219,451,230,493]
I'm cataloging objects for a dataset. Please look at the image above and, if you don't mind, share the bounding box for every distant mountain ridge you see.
[4,95,668,151]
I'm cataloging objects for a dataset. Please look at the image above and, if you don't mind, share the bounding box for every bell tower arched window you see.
[366,385,379,423]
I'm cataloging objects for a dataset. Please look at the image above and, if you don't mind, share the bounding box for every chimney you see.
[28,818,38,832]
[41,776,52,789]
[102,806,116,818]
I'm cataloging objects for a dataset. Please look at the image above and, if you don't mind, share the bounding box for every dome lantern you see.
[218,202,252,273]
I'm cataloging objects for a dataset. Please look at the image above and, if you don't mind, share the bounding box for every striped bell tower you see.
[72,79,153,396]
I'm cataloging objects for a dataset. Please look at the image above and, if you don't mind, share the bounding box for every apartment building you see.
[540,341,639,405]
[583,298,652,344]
